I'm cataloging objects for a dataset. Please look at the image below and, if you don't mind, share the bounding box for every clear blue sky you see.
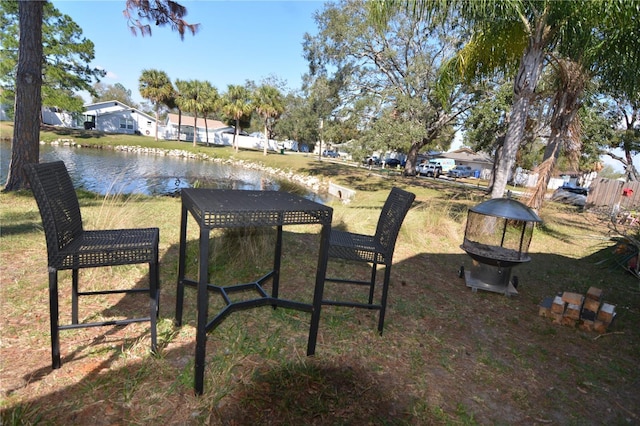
[52,0,325,104]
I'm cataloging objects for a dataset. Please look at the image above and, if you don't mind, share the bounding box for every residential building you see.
[41,100,158,137]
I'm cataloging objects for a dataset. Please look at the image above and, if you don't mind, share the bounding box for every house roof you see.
[83,100,156,122]
[166,113,227,130]
[440,148,493,165]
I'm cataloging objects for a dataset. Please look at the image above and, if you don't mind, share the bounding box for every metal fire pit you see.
[459,196,542,296]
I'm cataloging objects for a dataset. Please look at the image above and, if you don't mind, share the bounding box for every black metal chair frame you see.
[322,187,415,333]
[24,161,160,369]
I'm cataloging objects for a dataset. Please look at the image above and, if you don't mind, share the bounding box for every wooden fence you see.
[586,178,640,211]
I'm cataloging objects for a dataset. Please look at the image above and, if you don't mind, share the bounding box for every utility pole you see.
[318,118,323,161]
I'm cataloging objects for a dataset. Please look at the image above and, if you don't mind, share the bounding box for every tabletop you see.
[181,188,333,229]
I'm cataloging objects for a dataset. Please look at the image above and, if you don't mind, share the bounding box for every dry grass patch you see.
[2,174,639,425]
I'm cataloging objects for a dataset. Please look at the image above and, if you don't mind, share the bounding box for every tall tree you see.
[174,79,189,141]
[253,84,285,156]
[3,1,43,192]
[179,79,206,146]
[222,84,253,152]
[599,97,640,181]
[91,82,138,107]
[139,69,173,141]
[305,0,470,175]
[4,0,196,192]
[528,59,589,210]
[198,81,219,146]
[0,1,105,116]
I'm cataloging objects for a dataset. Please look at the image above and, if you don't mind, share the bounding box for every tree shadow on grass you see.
[216,360,412,425]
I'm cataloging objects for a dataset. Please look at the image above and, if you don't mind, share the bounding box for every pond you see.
[0,143,327,202]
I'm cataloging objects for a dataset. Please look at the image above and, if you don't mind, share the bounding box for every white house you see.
[41,100,158,137]
[163,113,229,143]
[163,113,281,151]
[82,101,157,136]
[440,148,494,179]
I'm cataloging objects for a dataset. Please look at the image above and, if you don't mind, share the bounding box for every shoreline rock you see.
[43,139,328,194]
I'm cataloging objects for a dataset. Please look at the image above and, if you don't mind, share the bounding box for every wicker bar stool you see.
[322,187,415,333]
[24,161,160,369]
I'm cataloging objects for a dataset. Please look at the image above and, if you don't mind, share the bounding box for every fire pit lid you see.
[470,198,542,223]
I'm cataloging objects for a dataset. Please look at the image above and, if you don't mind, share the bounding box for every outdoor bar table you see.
[175,188,333,395]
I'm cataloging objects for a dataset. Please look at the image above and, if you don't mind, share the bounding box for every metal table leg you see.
[194,226,210,395]
[307,221,331,356]
[175,204,188,327]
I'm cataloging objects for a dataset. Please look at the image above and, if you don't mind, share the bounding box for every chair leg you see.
[49,269,61,369]
[377,266,393,335]
[71,269,79,324]
[149,261,159,354]
[368,263,377,305]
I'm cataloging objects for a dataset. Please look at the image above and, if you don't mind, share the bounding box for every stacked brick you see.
[538,287,616,333]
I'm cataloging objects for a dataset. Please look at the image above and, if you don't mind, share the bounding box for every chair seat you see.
[328,230,386,265]
[53,228,159,270]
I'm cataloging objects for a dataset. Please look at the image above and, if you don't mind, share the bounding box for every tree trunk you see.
[4,1,43,192]
[177,109,182,141]
[263,119,268,156]
[233,118,239,152]
[154,104,159,141]
[490,25,547,199]
[625,149,638,181]
[403,141,421,176]
[192,112,198,147]
[204,116,209,146]
[528,61,585,211]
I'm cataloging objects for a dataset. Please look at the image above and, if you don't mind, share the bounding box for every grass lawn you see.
[1,124,639,424]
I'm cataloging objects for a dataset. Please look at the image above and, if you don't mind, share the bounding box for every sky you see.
[52,0,325,104]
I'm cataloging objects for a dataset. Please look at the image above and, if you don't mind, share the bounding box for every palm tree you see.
[527,58,589,210]
[222,85,253,152]
[139,69,173,141]
[198,82,219,146]
[162,84,179,139]
[253,85,285,155]
[174,79,189,141]
[179,80,206,146]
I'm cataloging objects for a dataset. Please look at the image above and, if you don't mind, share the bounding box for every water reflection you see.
[0,143,325,202]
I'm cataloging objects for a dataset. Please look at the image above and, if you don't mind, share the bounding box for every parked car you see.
[323,150,340,158]
[364,156,381,166]
[448,165,473,178]
[416,163,442,177]
[559,184,589,195]
[383,158,402,168]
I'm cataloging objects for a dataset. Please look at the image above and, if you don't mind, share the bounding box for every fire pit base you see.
[459,260,519,296]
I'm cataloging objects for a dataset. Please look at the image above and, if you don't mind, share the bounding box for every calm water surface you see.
[0,143,325,201]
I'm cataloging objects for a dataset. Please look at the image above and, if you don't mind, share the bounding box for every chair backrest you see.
[374,187,416,258]
[24,161,84,266]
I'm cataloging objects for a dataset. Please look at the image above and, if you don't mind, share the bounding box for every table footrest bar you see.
[59,317,151,330]
[256,270,275,285]
[205,298,313,332]
[325,277,372,286]
[77,288,149,296]
[322,299,382,310]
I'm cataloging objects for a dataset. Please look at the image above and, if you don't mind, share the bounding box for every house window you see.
[119,119,134,130]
